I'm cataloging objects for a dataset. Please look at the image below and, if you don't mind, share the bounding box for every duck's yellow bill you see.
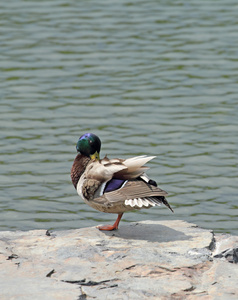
[90,151,100,160]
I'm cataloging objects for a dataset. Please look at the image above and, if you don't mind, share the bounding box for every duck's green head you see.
[76,133,101,160]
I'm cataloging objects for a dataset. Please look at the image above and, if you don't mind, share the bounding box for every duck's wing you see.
[81,155,173,212]
[93,179,173,212]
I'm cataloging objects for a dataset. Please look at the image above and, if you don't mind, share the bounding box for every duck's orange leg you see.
[97,213,123,231]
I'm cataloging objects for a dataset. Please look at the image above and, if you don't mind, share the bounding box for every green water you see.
[0,0,237,234]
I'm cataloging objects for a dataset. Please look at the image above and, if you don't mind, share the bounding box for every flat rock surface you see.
[0,220,237,299]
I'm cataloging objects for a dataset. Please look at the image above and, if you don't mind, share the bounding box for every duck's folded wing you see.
[93,179,173,212]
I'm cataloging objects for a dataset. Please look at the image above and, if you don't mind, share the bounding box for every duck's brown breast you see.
[71,154,90,189]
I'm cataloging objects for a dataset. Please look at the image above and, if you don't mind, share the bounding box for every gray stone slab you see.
[0,220,237,299]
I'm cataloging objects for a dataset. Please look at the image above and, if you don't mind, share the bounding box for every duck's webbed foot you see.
[97,213,123,231]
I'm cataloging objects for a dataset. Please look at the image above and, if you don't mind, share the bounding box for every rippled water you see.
[1,0,237,235]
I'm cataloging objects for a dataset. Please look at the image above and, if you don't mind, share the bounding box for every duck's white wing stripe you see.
[136,198,143,208]
[125,197,162,208]
[141,198,150,207]
[125,199,133,206]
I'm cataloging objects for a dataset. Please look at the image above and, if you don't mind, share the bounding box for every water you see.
[1,0,237,235]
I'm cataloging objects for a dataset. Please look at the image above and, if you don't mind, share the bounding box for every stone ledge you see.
[0,220,237,299]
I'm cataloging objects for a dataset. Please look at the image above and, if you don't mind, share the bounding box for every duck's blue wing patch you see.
[104,178,126,193]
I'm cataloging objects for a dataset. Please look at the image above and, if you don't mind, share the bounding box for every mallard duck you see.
[71,133,173,231]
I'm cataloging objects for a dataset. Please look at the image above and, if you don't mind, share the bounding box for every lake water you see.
[1,0,237,235]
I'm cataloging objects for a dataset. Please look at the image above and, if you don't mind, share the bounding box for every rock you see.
[0,220,237,299]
